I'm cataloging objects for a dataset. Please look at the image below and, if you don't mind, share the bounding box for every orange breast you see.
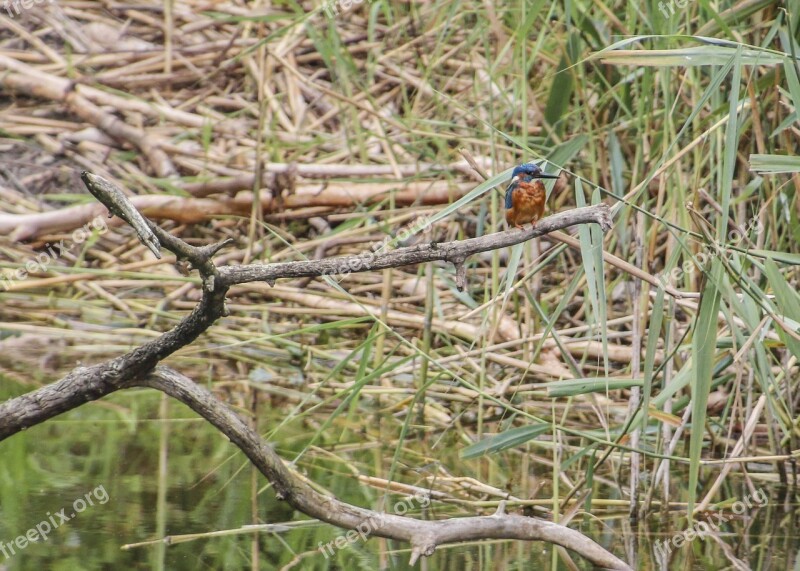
[509,180,546,225]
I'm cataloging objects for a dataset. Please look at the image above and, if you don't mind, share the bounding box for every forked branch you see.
[0,174,627,569]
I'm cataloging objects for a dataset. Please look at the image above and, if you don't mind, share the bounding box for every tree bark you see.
[0,174,628,569]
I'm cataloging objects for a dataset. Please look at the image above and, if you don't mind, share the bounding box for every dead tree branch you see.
[141,366,630,569]
[0,174,627,569]
[216,204,612,289]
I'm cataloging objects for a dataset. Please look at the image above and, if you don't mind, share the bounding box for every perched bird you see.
[504,163,560,229]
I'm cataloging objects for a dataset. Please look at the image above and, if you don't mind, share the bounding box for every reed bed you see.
[1,0,799,568]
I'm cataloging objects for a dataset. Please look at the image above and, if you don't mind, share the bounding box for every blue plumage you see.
[504,162,561,229]
[505,163,559,211]
[504,180,519,209]
[511,164,545,179]
[505,175,535,208]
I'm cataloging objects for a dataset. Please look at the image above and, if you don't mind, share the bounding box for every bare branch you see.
[140,367,632,571]
[0,288,228,440]
[0,173,626,568]
[218,204,612,287]
[81,172,162,259]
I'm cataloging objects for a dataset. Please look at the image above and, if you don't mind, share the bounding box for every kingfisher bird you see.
[504,163,560,229]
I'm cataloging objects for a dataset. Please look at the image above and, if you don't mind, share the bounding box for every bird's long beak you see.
[534,172,560,179]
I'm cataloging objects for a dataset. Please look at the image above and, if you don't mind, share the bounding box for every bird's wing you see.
[504,180,518,209]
